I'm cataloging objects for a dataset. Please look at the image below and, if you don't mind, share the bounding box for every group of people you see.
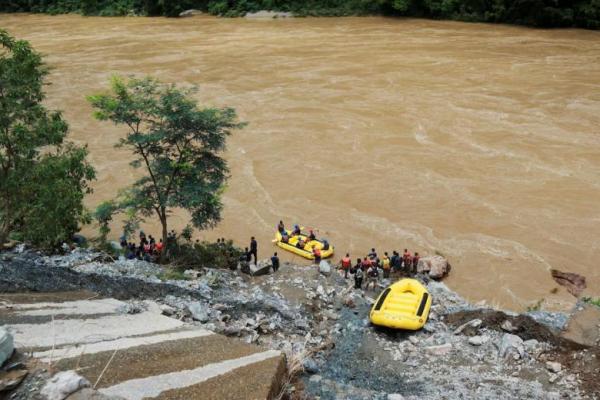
[120,230,167,261]
[339,248,421,290]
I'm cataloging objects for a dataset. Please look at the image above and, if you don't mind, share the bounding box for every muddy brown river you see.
[1,14,599,311]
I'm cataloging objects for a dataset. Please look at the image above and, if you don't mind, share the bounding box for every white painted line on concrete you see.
[34,328,214,362]
[11,299,124,316]
[8,312,184,348]
[99,349,282,400]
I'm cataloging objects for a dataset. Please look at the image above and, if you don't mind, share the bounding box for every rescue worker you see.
[391,251,401,273]
[354,262,364,289]
[277,220,285,233]
[365,263,379,290]
[412,252,420,274]
[271,252,280,272]
[382,252,391,278]
[250,236,258,265]
[368,248,377,260]
[313,245,322,264]
[403,249,412,271]
[341,253,352,279]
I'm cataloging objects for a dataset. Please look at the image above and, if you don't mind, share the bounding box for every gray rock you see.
[303,358,319,374]
[179,9,203,17]
[453,319,482,335]
[0,328,14,366]
[424,343,452,356]
[186,302,209,323]
[159,304,176,316]
[319,260,331,276]
[468,335,489,346]
[546,361,562,373]
[498,333,525,360]
[408,335,419,345]
[501,319,518,332]
[41,371,90,400]
[250,260,272,276]
[245,10,293,18]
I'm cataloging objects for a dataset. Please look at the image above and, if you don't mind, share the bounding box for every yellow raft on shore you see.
[370,278,432,330]
[274,229,334,260]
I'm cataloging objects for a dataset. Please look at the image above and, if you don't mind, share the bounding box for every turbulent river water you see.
[2,14,599,311]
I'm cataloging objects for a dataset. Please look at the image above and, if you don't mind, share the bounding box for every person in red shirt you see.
[340,253,352,279]
[361,256,371,271]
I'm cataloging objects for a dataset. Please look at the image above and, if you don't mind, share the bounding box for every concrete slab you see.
[2,292,285,399]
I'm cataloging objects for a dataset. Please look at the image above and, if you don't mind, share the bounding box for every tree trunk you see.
[160,208,168,263]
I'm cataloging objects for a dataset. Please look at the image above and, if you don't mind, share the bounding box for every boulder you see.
[501,319,518,333]
[179,9,203,17]
[453,318,482,336]
[424,343,452,356]
[303,358,319,374]
[186,302,209,323]
[468,335,490,346]
[560,303,600,347]
[498,333,525,360]
[417,255,450,280]
[245,10,293,18]
[250,260,272,276]
[0,328,14,366]
[550,269,586,297]
[319,260,331,276]
[546,361,562,373]
[0,369,28,392]
[183,269,201,279]
[41,371,90,400]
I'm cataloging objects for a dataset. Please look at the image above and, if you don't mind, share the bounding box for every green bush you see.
[168,239,243,270]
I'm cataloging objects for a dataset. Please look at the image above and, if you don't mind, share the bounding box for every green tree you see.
[88,76,244,256]
[0,30,95,249]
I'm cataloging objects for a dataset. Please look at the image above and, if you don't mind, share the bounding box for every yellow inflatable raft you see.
[274,229,334,260]
[370,278,432,330]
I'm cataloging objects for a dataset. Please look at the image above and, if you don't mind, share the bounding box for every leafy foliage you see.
[0,30,95,249]
[88,76,244,254]
[0,0,598,28]
[169,238,242,270]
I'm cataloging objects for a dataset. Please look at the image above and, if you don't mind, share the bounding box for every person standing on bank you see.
[271,252,280,272]
[250,237,258,265]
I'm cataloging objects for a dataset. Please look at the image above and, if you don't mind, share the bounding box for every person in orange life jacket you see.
[412,252,420,273]
[308,230,316,241]
[381,252,391,278]
[155,239,164,253]
[340,253,352,279]
[368,248,377,260]
[312,245,322,264]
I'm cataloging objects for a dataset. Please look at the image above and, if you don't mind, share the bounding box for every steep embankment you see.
[1,247,599,399]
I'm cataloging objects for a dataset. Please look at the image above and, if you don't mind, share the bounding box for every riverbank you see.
[1,1,598,29]
[1,246,599,399]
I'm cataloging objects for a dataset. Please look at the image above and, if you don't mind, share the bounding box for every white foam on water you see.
[99,349,281,400]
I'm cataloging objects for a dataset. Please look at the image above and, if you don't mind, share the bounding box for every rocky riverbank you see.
[1,246,599,399]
